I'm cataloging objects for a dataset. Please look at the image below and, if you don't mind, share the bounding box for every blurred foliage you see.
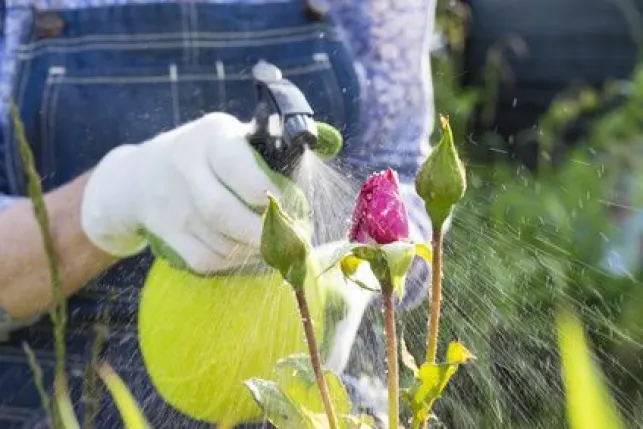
[399,0,643,427]
[556,308,625,429]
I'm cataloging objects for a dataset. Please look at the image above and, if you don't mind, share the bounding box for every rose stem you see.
[382,287,399,429]
[427,225,444,363]
[294,289,339,429]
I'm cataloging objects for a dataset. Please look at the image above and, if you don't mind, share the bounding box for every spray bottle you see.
[137,62,342,426]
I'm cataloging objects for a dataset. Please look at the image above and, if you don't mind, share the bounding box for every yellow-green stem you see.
[427,226,444,363]
[382,288,399,429]
[294,289,339,429]
[11,102,67,429]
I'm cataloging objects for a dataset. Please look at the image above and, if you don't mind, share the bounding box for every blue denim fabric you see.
[0,2,363,427]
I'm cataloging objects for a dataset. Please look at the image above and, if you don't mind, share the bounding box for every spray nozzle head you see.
[248,61,320,175]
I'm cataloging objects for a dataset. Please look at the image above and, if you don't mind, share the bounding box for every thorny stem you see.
[294,288,339,429]
[427,225,444,363]
[382,288,399,429]
[11,102,67,429]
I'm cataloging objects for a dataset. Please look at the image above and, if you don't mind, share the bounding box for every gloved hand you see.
[81,112,285,274]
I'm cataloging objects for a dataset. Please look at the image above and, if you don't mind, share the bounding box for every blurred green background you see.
[400,1,643,427]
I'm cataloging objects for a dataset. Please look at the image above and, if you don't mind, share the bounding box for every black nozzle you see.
[248,61,318,176]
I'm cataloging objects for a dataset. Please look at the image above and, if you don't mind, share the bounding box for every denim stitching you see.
[180,2,190,64]
[17,23,332,49]
[44,69,64,179]
[169,64,180,127]
[189,2,198,64]
[215,60,226,112]
[49,62,331,85]
[18,34,338,60]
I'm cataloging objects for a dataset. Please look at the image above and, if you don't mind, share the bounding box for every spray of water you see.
[292,149,360,245]
[289,146,643,428]
[396,169,643,428]
[106,142,643,429]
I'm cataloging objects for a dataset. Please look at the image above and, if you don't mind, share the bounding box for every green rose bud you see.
[261,194,311,289]
[314,122,343,161]
[415,116,467,227]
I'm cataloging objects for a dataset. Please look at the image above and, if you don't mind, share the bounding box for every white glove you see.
[81,112,283,274]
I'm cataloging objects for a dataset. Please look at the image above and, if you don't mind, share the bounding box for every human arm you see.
[0,172,118,321]
[0,112,286,328]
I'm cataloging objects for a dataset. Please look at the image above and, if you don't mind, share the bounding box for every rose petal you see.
[349,169,410,244]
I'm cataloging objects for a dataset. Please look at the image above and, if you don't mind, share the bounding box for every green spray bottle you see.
[137,61,343,427]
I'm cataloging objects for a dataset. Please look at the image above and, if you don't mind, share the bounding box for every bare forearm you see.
[0,172,119,320]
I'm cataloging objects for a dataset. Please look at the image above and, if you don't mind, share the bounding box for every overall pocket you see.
[39,64,183,188]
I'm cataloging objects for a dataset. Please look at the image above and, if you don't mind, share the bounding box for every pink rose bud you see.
[349,169,410,244]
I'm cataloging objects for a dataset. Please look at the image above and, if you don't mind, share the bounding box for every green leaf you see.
[339,255,381,292]
[317,243,384,293]
[341,414,376,429]
[320,286,350,362]
[317,242,361,279]
[400,336,419,376]
[246,355,360,429]
[97,364,151,429]
[380,242,416,297]
[54,374,80,429]
[274,354,352,417]
[445,340,476,364]
[245,378,307,429]
[414,243,432,264]
[556,309,625,429]
[350,245,381,263]
[403,341,475,429]
[300,409,333,428]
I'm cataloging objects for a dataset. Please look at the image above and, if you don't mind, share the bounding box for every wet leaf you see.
[300,410,333,428]
[414,243,432,264]
[97,364,151,429]
[339,255,380,292]
[400,337,419,376]
[380,242,416,297]
[341,414,376,428]
[245,378,307,429]
[445,340,477,364]
[403,341,475,429]
[556,309,625,429]
[317,242,360,278]
[274,354,352,417]
[247,355,371,429]
[350,245,381,262]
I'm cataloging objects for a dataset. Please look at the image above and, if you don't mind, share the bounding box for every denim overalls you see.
[0,2,361,427]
